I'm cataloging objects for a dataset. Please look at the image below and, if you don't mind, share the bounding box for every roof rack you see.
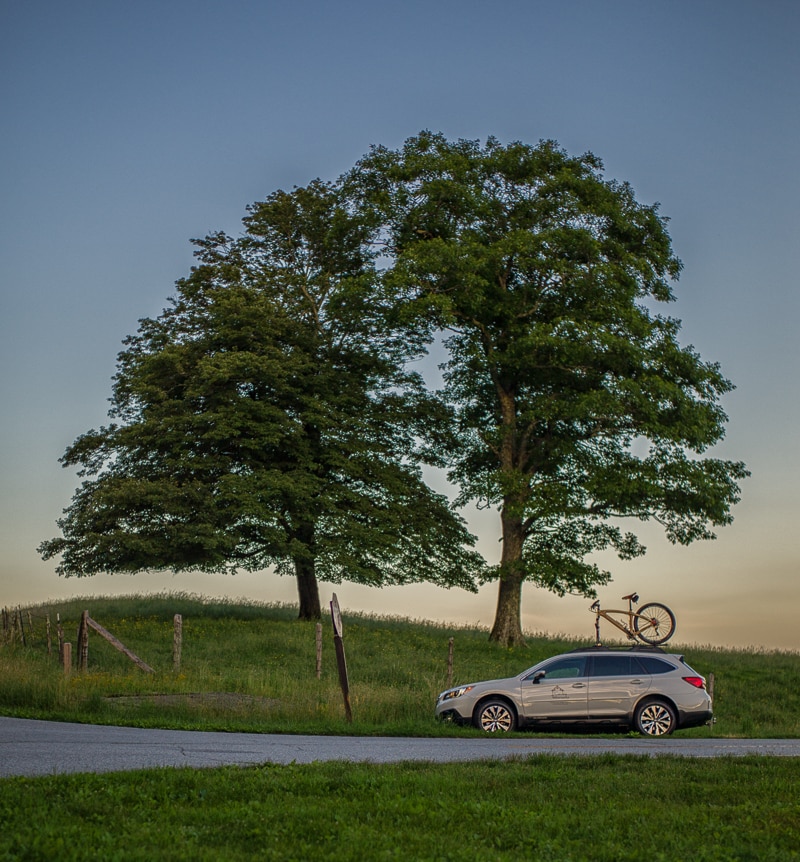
[566,644,667,654]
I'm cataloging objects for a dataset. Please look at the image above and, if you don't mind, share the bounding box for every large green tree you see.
[39,179,482,618]
[351,132,748,646]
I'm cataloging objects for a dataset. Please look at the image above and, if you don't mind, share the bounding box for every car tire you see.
[635,699,676,736]
[474,699,516,733]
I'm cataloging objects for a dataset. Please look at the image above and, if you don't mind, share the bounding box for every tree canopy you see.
[39,179,483,618]
[350,132,748,645]
[41,134,747,641]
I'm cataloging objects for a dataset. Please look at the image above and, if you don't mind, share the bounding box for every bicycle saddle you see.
[621,592,639,602]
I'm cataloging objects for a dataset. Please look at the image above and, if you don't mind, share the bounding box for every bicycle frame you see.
[591,598,634,645]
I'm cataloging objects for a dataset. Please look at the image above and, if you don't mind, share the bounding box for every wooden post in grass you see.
[330,593,352,722]
[316,623,323,679]
[77,610,89,671]
[173,614,182,672]
[57,614,64,662]
[62,642,72,676]
[708,672,715,705]
[46,614,52,657]
[447,637,454,688]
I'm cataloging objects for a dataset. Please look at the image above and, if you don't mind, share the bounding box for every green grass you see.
[2,592,800,737]
[1,757,798,860]
[3,595,799,859]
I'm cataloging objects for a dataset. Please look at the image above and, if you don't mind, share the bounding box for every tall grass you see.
[2,593,799,737]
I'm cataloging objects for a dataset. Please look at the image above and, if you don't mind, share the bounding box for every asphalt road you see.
[2,717,799,777]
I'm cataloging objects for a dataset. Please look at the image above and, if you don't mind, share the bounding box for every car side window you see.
[590,656,636,677]
[526,657,587,680]
[634,656,674,675]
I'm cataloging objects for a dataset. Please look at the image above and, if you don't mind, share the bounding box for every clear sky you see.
[2,0,798,650]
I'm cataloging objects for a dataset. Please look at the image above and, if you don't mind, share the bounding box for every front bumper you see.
[435,707,472,726]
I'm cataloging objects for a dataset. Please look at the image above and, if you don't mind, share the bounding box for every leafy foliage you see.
[350,132,748,644]
[39,180,483,616]
[40,132,748,638]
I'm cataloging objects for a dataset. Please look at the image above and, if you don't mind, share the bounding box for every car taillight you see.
[682,676,705,689]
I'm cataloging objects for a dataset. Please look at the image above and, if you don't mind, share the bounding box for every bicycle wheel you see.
[633,603,676,644]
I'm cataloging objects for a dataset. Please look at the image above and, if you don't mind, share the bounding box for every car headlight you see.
[438,685,475,702]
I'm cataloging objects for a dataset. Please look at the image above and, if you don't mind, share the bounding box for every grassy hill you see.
[2,593,799,737]
[3,594,800,860]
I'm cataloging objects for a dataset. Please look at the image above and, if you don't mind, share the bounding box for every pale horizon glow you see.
[2,1,798,652]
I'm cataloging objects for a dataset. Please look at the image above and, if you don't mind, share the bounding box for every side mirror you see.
[532,671,546,684]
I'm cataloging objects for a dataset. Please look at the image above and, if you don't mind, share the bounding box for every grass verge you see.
[1,756,798,861]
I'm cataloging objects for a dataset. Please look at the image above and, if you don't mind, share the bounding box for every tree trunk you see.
[295,556,321,620]
[293,519,321,620]
[489,570,526,647]
[489,507,527,647]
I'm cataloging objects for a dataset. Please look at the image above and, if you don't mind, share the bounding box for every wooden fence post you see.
[78,610,89,671]
[447,637,454,688]
[16,607,26,647]
[330,594,352,722]
[46,614,52,657]
[62,642,72,676]
[57,613,64,662]
[173,614,182,672]
[316,623,322,679]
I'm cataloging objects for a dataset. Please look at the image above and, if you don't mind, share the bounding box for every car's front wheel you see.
[635,699,676,736]
[474,699,516,733]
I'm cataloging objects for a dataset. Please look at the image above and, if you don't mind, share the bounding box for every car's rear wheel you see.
[635,699,676,736]
[474,699,516,733]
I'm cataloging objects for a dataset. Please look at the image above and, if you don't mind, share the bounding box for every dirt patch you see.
[104,692,281,710]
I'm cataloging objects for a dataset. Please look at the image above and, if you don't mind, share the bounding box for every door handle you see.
[572,683,586,688]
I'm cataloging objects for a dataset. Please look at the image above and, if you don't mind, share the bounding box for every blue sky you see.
[2,0,798,649]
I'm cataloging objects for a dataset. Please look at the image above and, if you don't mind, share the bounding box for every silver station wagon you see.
[435,646,713,736]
